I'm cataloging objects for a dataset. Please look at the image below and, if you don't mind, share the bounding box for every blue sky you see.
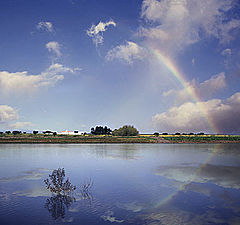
[0,0,240,134]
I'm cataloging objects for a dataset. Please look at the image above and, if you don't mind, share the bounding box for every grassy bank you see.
[0,134,240,144]
[0,134,156,144]
[162,135,240,143]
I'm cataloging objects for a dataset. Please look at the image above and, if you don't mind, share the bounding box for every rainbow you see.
[148,48,222,210]
[152,144,223,209]
[151,48,219,134]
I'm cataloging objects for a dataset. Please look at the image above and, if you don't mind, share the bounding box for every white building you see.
[57,130,84,135]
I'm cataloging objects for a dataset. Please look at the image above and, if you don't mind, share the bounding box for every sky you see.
[0,0,240,134]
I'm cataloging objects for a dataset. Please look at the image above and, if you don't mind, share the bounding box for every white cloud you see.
[36,21,53,32]
[0,105,18,123]
[0,105,33,130]
[140,0,240,55]
[152,92,240,134]
[87,20,116,46]
[46,41,61,57]
[0,64,79,95]
[198,73,226,95]
[48,63,81,74]
[221,48,232,56]
[106,41,146,64]
[9,122,33,129]
[163,72,226,102]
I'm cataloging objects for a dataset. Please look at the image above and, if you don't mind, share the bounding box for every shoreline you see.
[0,135,240,144]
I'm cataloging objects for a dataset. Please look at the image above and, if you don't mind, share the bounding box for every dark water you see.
[0,144,240,225]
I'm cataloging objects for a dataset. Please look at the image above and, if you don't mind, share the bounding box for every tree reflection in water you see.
[80,179,93,202]
[44,168,76,220]
[44,168,93,220]
[45,194,76,219]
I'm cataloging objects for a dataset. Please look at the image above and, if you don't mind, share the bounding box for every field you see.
[0,134,156,144]
[161,135,240,143]
[0,133,239,144]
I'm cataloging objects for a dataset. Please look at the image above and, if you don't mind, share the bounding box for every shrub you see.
[44,168,76,195]
[153,132,159,137]
[12,131,21,135]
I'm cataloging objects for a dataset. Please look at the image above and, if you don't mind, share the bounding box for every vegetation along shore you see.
[0,133,240,144]
[1,125,240,144]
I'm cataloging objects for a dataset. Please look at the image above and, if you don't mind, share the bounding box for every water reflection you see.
[80,179,93,201]
[44,168,94,220]
[155,163,240,189]
[0,144,240,225]
[44,168,77,220]
[45,194,76,220]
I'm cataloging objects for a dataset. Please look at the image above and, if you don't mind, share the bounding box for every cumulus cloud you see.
[36,21,53,32]
[0,105,18,123]
[0,64,79,95]
[0,105,33,129]
[153,92,240,134]
[139,0,240,55]
[87,20,116,47]
[106,41,146,64]
[163,72,227,102]
[46,41,61,57]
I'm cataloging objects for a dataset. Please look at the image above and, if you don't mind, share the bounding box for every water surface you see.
[0,144,240,225]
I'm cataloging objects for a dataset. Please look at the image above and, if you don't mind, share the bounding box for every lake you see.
[0,144,240,225]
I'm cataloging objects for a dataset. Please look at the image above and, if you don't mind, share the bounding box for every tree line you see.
[0,127,205,137]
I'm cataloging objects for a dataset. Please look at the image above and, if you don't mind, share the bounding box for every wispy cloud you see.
[0,168,51,182]
[153,92,240,134]
[106,41,146,64]
[36,21,53,32]
[8,121,33,129]
[155,163,240,189]
[13,187,50,198]
[87,20,116,47]
[46,41,61,57]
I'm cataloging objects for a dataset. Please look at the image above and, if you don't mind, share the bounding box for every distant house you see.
[57,130,83,135]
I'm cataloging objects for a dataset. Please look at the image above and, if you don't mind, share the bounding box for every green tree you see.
[90,126,112,135]
[112,125,139,136]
